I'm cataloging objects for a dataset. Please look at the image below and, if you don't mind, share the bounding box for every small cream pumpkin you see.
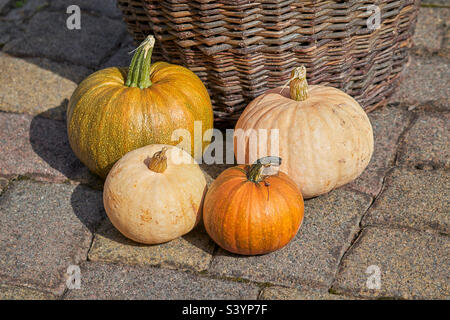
[103,144,207,244]
[234,66,374,198]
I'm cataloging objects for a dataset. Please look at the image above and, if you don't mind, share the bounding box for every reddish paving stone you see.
[332,227,450,299]
[64,261,259,300]
[412,7,449,55]
[397,112,449,169]
[3,10,126,69]
[390,55,450,109]
[0,53,91,121]
[346,106,413,197]
[0,180,104,295]
[0,112,100,185]
[209,189,372,288]
[362,168,450,234]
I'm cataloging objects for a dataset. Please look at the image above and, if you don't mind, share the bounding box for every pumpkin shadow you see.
[69,183,107,235]
[69,183,215,256]
[29,104,103,188]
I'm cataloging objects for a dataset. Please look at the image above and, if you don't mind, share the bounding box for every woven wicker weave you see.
[117,0,420,125]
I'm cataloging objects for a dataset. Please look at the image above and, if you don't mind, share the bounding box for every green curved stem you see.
[125,35,155,89]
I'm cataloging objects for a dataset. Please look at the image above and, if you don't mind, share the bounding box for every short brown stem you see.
[289,66,309,101]
[147,147,168,173]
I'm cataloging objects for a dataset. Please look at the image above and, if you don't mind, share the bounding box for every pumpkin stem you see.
[247,156,282,183]
[125,35,155,89]
[147,147,168,173]
[289,66,309,101]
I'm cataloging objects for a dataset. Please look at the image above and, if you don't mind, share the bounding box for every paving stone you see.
[347,106,413,197]
[332,227,450,299]
[100,35,134,68]
[390,55,450,109]
[259,286,353,300]
[441,26,450,59]
[0,0,11,14]
[0,112,101,186]
[0,283,56,300]
[3,10,126,69]
[5,0,49,21]
[0,53,91,120]
[64,261,259,300]
[422,0,450,6]
[209,189,372,288]
[88,219,215,272]
[0,177,8,194]
[0,180,105,295]
[412,7,449,55]
[362,168,449,234]
[50,0,122,19]
[0,16,24,46]
[397,112,450,169]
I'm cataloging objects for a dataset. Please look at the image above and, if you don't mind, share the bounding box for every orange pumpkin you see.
[203,157,304,255]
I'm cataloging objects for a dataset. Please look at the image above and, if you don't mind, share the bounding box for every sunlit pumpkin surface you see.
[203,165,304,255]
[67,61,213,179]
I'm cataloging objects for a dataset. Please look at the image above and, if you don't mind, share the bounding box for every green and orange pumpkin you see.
[67,35,213,178]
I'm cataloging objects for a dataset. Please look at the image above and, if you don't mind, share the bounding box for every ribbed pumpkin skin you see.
[67,62,213,179]
[203,166,304,255]
[234,85,374,199]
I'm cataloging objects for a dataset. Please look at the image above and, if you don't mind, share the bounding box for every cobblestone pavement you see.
[0,0,448,300]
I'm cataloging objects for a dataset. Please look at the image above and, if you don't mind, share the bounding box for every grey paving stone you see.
[0,16,24,46]
[259,286,354,300]
[0,180,105,295]
[100,35,134,68]
[347,106,413,197]
[0,177,7,194]
[422,0,450,6]
[412,7,449,55]
[390,55,450,109]
[0,53,91,121]
[441,25,450,59]
[0,0,11,14]
[5,0,48,21]
[362,168,450,234]
[0,283,56,300]
[50,0,122,19]
[64,261,259,300]
[3,10,126,69]
[397,112,450,169]
[209,189,372,288]
[332,227,450,299]
[88,219,215,272]
[0,112,101,186]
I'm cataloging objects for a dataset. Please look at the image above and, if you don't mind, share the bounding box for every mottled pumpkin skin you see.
[203,166,304,255]
[104,144,207,244]
[67,62,213,179]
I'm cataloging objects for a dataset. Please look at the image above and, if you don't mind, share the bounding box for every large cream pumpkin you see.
[103,144,207,244]
[234,66,374,198]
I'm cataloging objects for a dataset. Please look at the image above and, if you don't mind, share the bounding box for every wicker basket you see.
[117,0,420,125]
